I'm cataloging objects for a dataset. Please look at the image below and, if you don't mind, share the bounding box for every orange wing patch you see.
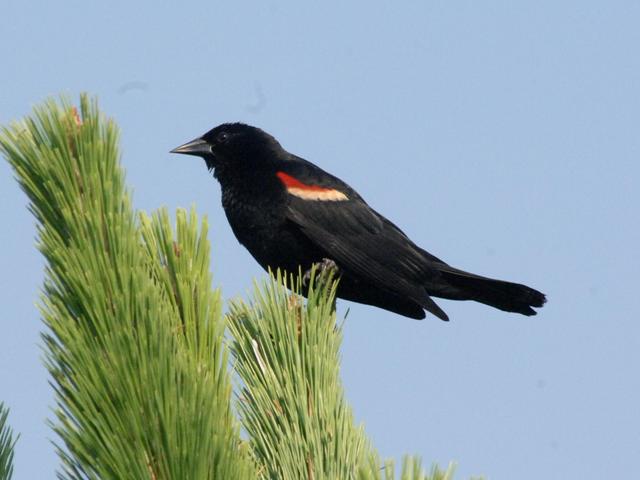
[276,172,348,201]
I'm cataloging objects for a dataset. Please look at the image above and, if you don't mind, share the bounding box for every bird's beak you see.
[170,137,211,156]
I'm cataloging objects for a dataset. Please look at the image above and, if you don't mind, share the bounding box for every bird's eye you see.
[216,132,230,144]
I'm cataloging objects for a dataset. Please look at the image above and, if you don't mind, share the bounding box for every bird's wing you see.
[277,161,447,318]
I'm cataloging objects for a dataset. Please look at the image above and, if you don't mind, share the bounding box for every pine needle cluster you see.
[0,403,18,480]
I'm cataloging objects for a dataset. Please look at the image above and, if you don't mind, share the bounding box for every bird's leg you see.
[302,258,339,287]
[302,258,339,315]
[301,266,313,287]
[318,257,339,280]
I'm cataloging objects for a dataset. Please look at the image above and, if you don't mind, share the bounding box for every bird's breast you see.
[220,187,325,273]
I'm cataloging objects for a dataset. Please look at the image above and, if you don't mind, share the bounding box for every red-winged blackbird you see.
[171,123,546,321]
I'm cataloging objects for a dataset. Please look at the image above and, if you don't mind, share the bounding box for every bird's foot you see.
[302,258,339,287]
[301,258,339,316]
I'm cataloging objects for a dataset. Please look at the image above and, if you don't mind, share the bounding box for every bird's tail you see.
[436,266,546,316]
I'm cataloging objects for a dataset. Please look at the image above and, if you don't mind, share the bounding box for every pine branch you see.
[0,402,18,480]
[0,96,254,479]
[228,271,460,480]
[228,270,373,479]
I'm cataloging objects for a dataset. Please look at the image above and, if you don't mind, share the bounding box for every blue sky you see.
[1,1,639,478]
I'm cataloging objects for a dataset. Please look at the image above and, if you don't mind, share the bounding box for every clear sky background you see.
[1,1,639,479]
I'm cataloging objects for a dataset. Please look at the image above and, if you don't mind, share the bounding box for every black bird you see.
[171,123,545,321]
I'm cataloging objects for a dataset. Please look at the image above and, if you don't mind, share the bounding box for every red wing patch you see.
[276,172,348,201]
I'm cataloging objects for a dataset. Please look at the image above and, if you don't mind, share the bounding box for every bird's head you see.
[170,123,283,176]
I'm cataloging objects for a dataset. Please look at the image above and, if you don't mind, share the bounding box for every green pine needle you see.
[1,95,254,479]
[0,402,18,480]
[228,269,374,479]
[228,271,460,480]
